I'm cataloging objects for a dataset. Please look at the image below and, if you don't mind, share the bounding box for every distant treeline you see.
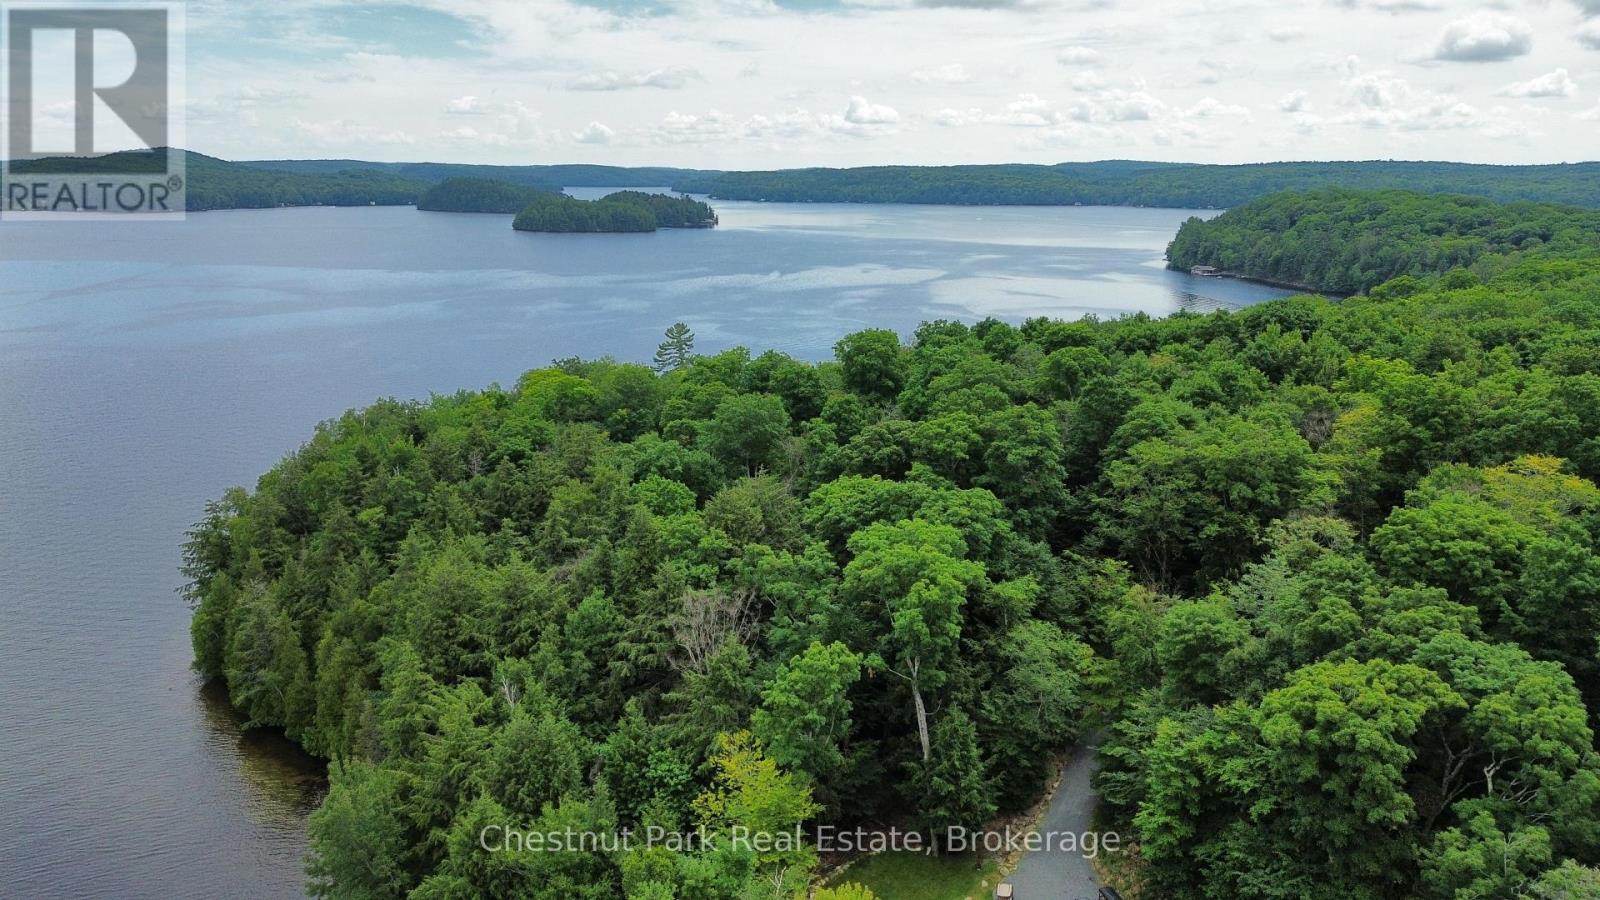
[25,151,1600,214]
[512,191,716,233]
[1166,188,1600,294]
[417,177,555,213]
[674,161,1600,209]
[246,158,709,191]
[6,149,432,211]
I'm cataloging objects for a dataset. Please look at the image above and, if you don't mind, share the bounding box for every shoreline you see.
[1172,265,1349,298]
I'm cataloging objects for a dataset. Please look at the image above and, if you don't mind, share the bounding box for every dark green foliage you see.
[1166,188,1600,294]
[417,178,554,213]
[511,192,715,233]
[601,191,718,228]
[11,148,432,211]
[654,323,696,373]
[673,160,1600,208]
[187,190,1600,897]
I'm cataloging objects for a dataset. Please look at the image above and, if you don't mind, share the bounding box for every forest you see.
[669,161,1600,209]
[28,151,1600,214]
[417,178,556,214]
[249,156,1600,210]
[512,191,716,233]
[187,190,1600,899]
[7,149,433,211]
[1166,189,1600,295]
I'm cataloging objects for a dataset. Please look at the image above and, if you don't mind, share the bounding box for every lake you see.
[0,195,1289,898]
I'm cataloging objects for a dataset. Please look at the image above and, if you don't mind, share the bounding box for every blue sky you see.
[179,0,1600,166]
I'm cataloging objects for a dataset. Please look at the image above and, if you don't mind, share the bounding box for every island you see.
[416,176,556,213]
[511,190,716,233]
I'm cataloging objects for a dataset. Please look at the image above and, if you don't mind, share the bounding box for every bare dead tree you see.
[670,586,757,674]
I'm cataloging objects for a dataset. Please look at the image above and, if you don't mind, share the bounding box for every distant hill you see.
[250,156,1600,210]
[7,149,429,211]
[244,159,710,191]
[19,151,1600,213]
[417,177,555,213]
[672,160,1600,209]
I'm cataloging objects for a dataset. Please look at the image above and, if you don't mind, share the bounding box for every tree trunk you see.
[911,670,931,762]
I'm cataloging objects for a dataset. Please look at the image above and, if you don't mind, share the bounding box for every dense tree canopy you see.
[188,190,1600,898]
[11,149,433,211]
[417,178,555,214]
[1166,188,1600,294]
[672,160,1600,209]
[512,192,716,233]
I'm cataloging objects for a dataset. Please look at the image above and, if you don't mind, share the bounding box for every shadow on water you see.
[197,679,329,827]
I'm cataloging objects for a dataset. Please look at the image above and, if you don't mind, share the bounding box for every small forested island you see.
[1167,188,1600,294]
[188,190,1600,899]
[511,190,716,233]
[417,177,555,213]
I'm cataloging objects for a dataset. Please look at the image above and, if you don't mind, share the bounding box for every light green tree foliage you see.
[1524,860,1600,899]
[814,884,879,900]
[751,641,862,797]
[834,329,905,403]
[692,731,820,896]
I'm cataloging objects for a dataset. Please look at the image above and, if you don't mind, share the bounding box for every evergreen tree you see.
[654,323,696,373]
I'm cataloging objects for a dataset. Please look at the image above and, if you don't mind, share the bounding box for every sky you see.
[178,0,1600,167]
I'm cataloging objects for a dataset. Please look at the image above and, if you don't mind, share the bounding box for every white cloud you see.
[1336,0,1444,11]
[1056,46,1101,65]
[1431,12,1534,62]
[995,93,1060,126]
[292,118,416,148]
[446,95,487,115]
[1070,71,1105,92]
[1579,21,1600,50]
[934,107,985,127]
[175,0,1599,166]
[1183,97,1251,119]
[636,101,903,146]
[911,63,972,84]
[1339,68,1484,130]
[1069,89,1166,122]
[568,67,702,91]
[652,109,734,144]
[843,96,900,126]
[573,121,614,144]
[1502,69,1576,98]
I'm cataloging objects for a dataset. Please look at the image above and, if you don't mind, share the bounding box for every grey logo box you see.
[1,1,186,219]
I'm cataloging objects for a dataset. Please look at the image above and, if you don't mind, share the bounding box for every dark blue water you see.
[0,196,1288,899]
